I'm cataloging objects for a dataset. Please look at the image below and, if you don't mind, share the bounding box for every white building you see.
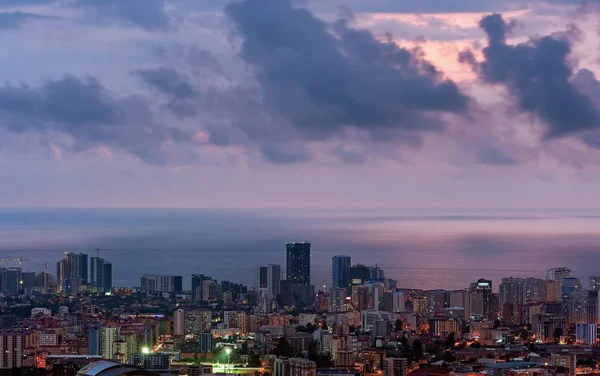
[31,308,51,318]
[101,327,120,359]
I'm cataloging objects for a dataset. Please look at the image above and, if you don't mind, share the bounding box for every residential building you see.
[286,242,311,285]
[332,256,351,290]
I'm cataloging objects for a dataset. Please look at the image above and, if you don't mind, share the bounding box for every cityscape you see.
[0,0,600,376]
[1,243,600,376]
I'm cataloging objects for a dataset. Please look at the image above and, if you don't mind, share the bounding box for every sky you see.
[0,0,599,210]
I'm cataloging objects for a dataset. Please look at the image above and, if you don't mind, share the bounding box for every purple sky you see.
[0,0,599,210]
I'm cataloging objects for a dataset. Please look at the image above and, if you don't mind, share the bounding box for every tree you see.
[519,329,529,341]
[553,328,564,343]
[394,318,403,332]
[412,339,424,361]
[248,354,261,367]
[469,342,482,349]
[445,332,456,349]
[273,337,293,357]
[493,320,502,329]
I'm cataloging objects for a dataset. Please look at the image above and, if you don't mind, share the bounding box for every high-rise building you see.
[56,252,88,292]
[383,358,408,376]
[392,291,406,313]
[199,332,213,353]
[21,272,35,294]
[499,277,547,308]
[140,275,182,293]
[352,285,369,312]
[89,327,101,356]
[286,242,311,285]
[547,267,571,282]
[202,280,218,302]
[267,264,281,299]
[470,279,493,319]
[101,327,120,359]
[562,277,582,296]
[91,257,112,294]
[1,268,22,296]
[332,256,351,290]
[590,276,600,291]
[350,264,369,285]
[191,275,210,300]
[255,267,268,290]
[256,288,270,314]
[329,288,347,312]
[174,309,185,336]
[0,330,29,369]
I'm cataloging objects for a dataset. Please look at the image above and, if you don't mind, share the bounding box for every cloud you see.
[225,0,471,146]
[77,0,170,32]
[477,146,518,166]
[461,13,600,138]
[332,146,367,164]
[0,11,47,28]
[260,143,311,164]
[0,75,194,164]
[307,0,576,14]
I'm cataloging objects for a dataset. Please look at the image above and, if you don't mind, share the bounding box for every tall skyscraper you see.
[332,256,351,289]
[90,257,112,294]
[255,267,268,290]
[57,252,88,292]
[192,274,210,299]
[470,278,493,319]
[267,264,281,299]
[286,242,311,285]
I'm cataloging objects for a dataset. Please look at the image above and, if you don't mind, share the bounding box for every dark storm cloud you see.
[461,13,600,138]
[477,146,518,166]
[78,0,170,32]
[0,75,192,164]
[224,0,470,143]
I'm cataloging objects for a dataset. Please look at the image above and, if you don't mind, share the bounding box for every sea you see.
[1,207,600,291]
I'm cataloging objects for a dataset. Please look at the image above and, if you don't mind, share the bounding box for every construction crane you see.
[0,257,28,270]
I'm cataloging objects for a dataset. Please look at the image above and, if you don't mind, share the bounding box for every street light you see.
[224,347,232,372]
[141,347,150,354]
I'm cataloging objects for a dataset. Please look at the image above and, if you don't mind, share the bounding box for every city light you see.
[141,347,150,354]
[224,347,232,355]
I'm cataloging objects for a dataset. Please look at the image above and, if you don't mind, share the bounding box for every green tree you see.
[394,318,403,332]
[412,339,424,360]
[273,337,293,357]
[248,354,261,367]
